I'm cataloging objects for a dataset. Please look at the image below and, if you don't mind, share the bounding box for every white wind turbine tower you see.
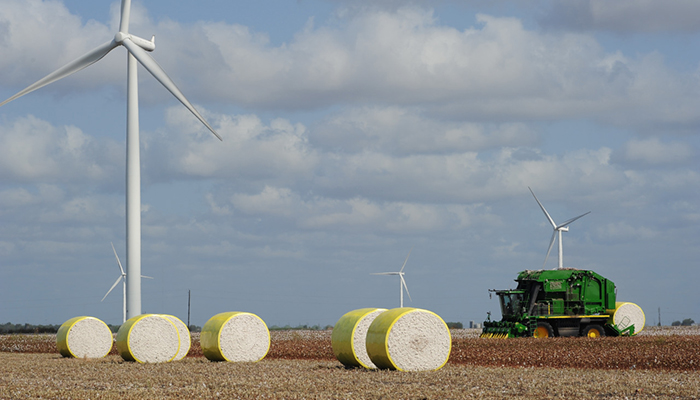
[102,243,153,323]
[0,1,222,319]
[371,248,413,308]
[529,187,590,270]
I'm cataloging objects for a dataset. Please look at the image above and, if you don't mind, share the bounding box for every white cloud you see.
[0,115,121,183]
[623,138,694,165]
[227,185,499,234]
[596,221,656,243]
[310,106,538,154]
[148,107,318,183]
[3,2,700,132]
[0,0,118,89]
[541,0,700,33]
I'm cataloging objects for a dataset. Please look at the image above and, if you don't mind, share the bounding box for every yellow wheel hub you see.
[586,328,602,338]
[533,326,550,338]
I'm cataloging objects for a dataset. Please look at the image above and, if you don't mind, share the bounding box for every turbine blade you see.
[401,276,412,302]
[528,187,557,228]
[121,38,223,141]
[543,231,557,268]
[371,272,399,275]
[111,242,125,275]
[101,276,123,302]
[400,247,413,273]
[141,275,154,279]
[0,40,118,108]
[557,211,591,229]
[119,0,131,33]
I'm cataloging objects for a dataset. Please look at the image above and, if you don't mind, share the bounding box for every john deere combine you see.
[481,268,644,338]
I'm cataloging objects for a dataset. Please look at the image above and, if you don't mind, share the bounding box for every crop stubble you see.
[1,327,699,399]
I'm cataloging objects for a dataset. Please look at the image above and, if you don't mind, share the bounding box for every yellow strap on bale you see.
[57,316,112,359]
[331,308,387,369]
[201,311,270,362]
[116,314,180,363]
[161,314,191,360]
[366,307,451,372]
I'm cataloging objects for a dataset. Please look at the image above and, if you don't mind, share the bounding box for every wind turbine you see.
[102,243,153,323]
[0,1,221,319]
[371,248,413,307]
[528,187,590,270]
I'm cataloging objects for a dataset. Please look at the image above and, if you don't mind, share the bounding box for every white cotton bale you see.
[161,314,191,360]
[366,308,452,372]
[56,316,113,359]
[116,314,180,363]
[201,312,270,362]
[610,302,645,335]
[331,308,388,369]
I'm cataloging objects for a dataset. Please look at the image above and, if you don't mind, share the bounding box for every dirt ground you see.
[1,327,698,399]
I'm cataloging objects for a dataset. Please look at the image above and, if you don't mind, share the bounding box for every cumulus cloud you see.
[540,0,700,33]
[310,106,539,155]
[0,115,122,183]
[144,106,318,184]
[0,0,119,90]
[3,2,700,132]
[227,185,498,233]
[623,138,694,166]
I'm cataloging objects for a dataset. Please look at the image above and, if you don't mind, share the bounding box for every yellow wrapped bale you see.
[201,312,270,362]
[366,307,451,372]
[609,302,645,335]
[161,314,191,360]
[331,308,387,369]
[57,316,113,358]
[116,314,180,363]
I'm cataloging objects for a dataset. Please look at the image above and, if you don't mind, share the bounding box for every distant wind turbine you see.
[371,248,413,307]
[529,187,590,270]
[0,1,222,319]
[102,243,153,324]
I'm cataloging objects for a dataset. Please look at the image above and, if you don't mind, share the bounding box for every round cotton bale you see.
[610,302,645,335]
[331,308,387,369]
[116,314,180,363]
[366,307,451,372]
[201,312,270,362]
[56,316,113,358]
[161,314,191,360]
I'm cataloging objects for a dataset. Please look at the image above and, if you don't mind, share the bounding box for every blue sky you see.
[1,0,698,328]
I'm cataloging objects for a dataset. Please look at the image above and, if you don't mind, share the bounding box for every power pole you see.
[187,289,191,330]
[658,307,661,327]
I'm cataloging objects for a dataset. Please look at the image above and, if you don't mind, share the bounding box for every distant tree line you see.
[2,321,466,334]
[268,324,334,331]
[0,322,125,334]
[1,323,61,334]
[671,318,695,326]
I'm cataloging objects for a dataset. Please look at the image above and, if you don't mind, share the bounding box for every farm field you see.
[1,327,699,399]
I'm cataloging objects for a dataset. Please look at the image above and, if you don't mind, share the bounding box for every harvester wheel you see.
[533,322,553,338]
[582,324,605,338]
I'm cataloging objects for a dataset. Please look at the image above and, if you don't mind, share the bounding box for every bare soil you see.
[1,327,699,399]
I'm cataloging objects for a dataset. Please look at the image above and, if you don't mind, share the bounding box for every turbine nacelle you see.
[115,32,156,52]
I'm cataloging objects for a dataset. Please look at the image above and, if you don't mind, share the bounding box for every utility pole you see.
[187,289,191,330]
[658,307,661,327]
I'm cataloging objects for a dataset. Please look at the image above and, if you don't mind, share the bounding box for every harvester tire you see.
[582,324,605,338]
[533,322,553,338]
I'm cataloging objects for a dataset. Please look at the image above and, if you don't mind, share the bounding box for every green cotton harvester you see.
[481,268,645,338]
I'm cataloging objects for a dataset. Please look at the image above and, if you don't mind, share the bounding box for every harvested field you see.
[1,327,699,398]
